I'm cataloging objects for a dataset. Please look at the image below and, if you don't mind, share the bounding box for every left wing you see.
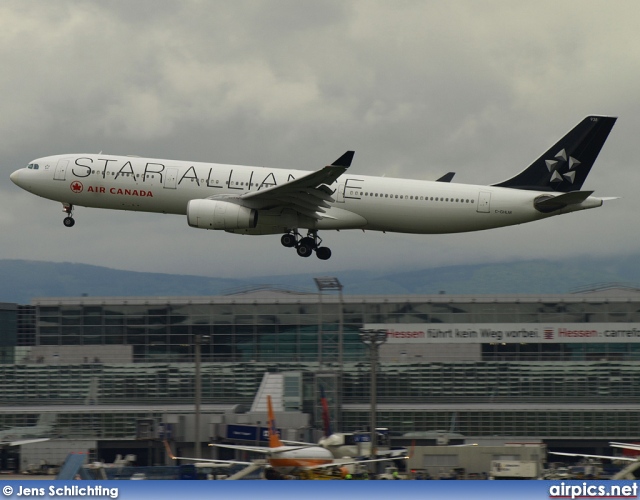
[549,451,636,462]
[309,455,408,470]
[237,151,354,220]
[163,440,253,465]
[1,438,50,447]
[211,442,318,453]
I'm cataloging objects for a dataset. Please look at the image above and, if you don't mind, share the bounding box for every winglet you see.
[436,172,455,182]
[331,151,355,167]
[267,395,284,448]
[164,440,178,460]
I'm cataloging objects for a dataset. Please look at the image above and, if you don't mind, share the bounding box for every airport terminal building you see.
[2,284,640,469]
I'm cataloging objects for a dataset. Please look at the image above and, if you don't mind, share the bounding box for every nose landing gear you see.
[62,204,75,227]
[281,230,332,260]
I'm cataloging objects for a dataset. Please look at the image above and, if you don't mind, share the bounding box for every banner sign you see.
[364,323,640,344]
[226,425,279,442]
[0,480,637,499]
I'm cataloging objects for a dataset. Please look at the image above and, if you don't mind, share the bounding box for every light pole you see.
[313,277,344,370]
[358,329,387,460]
[314,277,344,432]
[194,334,209,459]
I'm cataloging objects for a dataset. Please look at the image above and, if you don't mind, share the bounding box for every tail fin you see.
[266,395,284,448]
[84,376,99,405]
[493,115,617,192]
[320,386,333,437]
[36,413,57,427]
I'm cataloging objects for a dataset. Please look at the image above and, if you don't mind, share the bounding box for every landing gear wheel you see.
[316,247,331,260]
[296,239,314,258]
[281,233,297,248]
[63,217,75,227]
[298,237,314,248]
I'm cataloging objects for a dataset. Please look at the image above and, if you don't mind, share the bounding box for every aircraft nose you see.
[10,169,21,186]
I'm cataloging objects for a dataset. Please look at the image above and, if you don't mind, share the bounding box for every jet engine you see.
[187,199,257,230]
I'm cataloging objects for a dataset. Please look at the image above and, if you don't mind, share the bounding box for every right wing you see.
[235,151,354,220]
[163,440,253,465]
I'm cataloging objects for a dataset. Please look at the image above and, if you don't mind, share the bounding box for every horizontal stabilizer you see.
[534,190,593,213]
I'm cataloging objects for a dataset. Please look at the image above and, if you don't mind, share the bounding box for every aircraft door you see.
[164,167,178,189]
[336,184,345,203]
[477,191,491,213]
[54,159,69,181]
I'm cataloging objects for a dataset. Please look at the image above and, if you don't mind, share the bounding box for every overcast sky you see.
[1,1,639,282]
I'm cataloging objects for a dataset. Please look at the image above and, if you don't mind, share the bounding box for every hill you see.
[0,256,639,304]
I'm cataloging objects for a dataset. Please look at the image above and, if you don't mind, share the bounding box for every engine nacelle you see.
[187,199,257,230]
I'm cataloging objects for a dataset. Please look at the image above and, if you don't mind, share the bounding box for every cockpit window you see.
[26,163,39,170]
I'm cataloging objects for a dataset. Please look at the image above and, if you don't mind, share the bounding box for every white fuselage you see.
[10,153,604,235]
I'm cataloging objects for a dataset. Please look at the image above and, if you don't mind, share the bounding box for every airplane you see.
[549,442,640,479]
[212,395,336,473]
[0,413,56,446]
[10,115,616,260]
[314,387,406,460]
[166,395,404,479]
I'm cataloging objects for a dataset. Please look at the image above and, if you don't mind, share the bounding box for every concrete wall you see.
[380,343,481,362]
[407,444,546,478]
[20,439,97,473]
[18,345,133,364]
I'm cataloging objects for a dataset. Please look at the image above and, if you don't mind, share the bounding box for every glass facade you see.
[28,294,640,362]
[343,408,640,438]
[1,289,640,440]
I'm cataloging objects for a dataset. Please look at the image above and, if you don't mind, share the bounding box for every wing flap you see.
[279,194,331,211]
[240,152,353,217]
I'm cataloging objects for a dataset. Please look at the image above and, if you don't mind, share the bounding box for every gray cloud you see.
[1,0,638,282]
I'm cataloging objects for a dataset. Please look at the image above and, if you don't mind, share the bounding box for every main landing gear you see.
[62,204,75,227]
[281,230,332,260]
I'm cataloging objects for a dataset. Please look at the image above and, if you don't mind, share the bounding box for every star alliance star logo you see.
[70,181,83,193]
[545,149,581,184]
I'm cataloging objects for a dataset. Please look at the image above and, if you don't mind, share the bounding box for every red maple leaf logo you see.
[70,181,83,193]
